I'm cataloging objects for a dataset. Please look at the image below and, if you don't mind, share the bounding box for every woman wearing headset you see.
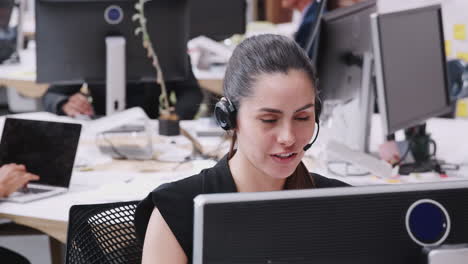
[135,34,349,263]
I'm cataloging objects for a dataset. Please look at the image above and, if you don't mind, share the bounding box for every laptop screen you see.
[0,118,82,188]
[0,0,14,29]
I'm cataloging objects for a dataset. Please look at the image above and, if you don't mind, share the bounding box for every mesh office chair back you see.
[65,201,142,264]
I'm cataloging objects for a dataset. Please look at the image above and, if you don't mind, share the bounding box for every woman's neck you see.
[228,150,286,192]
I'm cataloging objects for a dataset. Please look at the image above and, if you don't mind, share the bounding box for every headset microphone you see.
[303,122,320,151]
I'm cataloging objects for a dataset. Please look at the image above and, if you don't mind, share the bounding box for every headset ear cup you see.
[214,101,232,130]
[214,98,237,130]
[315,97,322,123]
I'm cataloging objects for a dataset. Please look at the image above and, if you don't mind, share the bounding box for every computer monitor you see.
[189,0,246,41]
[315,0,376,153]
[35,0,189,84]
[316,0,376,102]
[193,181,468,264]
[371,5,451,135]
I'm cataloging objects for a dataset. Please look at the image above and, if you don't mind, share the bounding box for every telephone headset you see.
[214,93,322,152]
[215,3,326,151]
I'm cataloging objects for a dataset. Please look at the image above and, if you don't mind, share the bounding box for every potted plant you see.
[133,0,180,136]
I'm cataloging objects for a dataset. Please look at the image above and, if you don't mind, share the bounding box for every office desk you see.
[0,48,48,98]
[0,111,467,263]
[314,114,468,185]
[0,111,222,242]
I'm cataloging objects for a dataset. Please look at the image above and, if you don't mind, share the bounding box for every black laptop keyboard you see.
[19,188,50,194]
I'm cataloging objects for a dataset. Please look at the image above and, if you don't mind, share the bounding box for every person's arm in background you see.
[42,84,94,117]
[0,164,39,197]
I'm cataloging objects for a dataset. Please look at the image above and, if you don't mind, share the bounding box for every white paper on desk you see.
[74,143,112,168]
[76,171,189,203]
[83,107,149,135]
[75,159,217,203]
[153,143,192,162]
[188,36,232,62]
[70,170,135,187]
[74,183,149,203]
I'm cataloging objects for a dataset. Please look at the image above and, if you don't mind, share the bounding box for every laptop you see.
[0,118,82,203]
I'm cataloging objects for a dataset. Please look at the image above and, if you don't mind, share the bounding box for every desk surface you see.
[0,110,221,242]
[0,111,467,244]
[0,48,49,98]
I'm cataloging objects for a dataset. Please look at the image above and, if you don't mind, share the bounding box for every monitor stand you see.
[356,52,374,154]
[326,52,384,177]
[16,0,24,52]
[425,244,468,264]
[398,123,440,175]
[105,36,126,115]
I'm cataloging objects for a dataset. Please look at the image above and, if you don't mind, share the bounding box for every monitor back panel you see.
[189,0,246,41]
[36,0,189,84]
[374,5,451,134]
[200,185,468,264]
[316,1,376,102]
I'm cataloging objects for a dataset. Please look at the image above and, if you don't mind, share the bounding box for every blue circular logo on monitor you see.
[104,5,124,25]
[405,199,450,247]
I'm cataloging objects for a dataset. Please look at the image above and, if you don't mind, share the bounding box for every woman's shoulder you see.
[311,173,351,188]
[136,163,221,221]
[154,171,206,199]
[133,174,204,257]
[154,155,236,198]
[134,155,235,239]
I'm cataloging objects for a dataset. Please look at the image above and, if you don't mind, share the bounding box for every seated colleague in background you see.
[0,164,38,264]
[42,60,203,120]
[282,0,321,53]
[0,163,39,198]
[135,34,349,263]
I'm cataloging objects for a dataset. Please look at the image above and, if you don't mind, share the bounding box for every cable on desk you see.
[97,132,129,160]
[96,131,195,169]
[170,132,230,171]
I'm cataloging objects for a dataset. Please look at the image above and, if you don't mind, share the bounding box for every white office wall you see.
[378,0,468,61]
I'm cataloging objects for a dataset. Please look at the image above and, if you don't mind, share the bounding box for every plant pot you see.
[158,118,180,136]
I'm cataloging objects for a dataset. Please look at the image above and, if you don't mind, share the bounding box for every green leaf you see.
[169,90,177,104]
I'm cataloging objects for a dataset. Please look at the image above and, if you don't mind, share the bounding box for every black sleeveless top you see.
[135,155,349,261]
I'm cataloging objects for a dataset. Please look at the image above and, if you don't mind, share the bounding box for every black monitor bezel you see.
[372,5,452,135]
